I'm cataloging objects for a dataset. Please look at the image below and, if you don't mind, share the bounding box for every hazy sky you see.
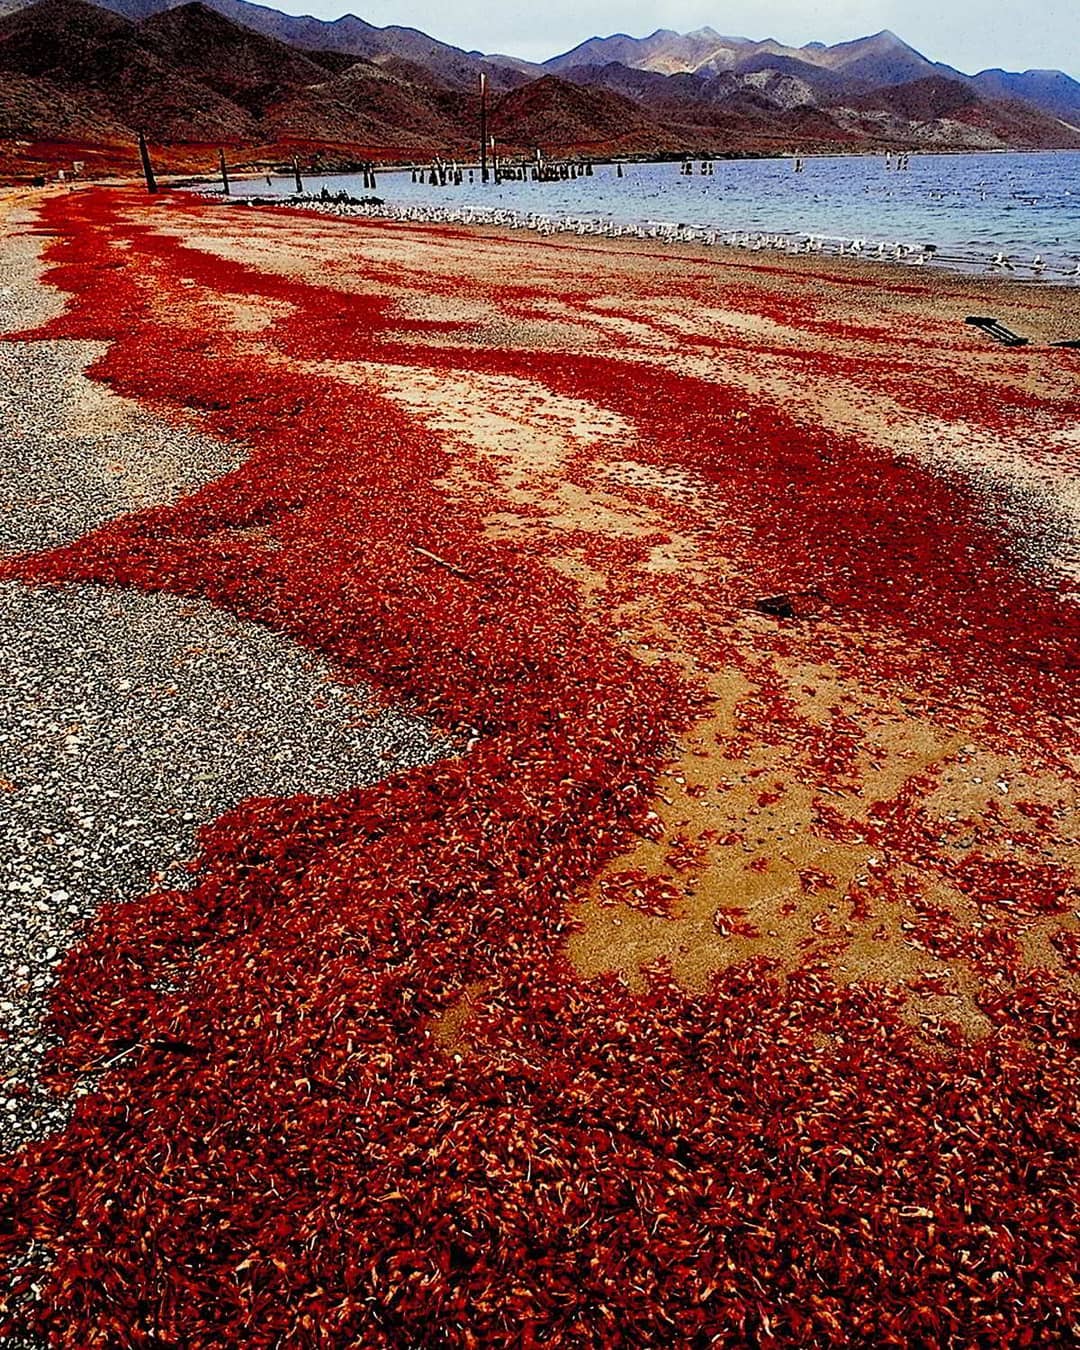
[267,0,1080,75]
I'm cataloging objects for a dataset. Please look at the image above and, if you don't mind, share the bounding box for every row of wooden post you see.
[135,132,626,200]
[136,139,373,199]
[412,156,598,187]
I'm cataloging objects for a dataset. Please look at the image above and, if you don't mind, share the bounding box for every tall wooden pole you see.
[138,130,158,195]
[293,156,303,194]
[218,148,230,196]
[479,72,489,185]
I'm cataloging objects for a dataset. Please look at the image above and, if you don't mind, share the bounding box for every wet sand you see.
[10,186,1079,1019]
[138,193,1080,1026]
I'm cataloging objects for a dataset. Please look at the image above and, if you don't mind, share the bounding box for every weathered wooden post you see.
[138,130,158,194]
[293,157,303,193]
[479,72,489,184]
[218,148,230,196]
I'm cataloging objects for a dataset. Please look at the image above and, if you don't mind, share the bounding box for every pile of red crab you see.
[1,188,1078,1346]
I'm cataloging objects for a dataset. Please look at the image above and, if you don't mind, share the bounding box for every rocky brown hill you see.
[0,0,263,143]
[1,0,1078,180]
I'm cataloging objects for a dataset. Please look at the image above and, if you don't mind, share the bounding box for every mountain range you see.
[2,0,1079,179]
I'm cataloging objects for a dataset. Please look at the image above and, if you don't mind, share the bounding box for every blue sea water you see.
[238,151,1080,279]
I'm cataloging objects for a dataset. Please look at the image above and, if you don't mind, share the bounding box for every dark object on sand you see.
[965,317,1080,350]
[754,594,796,619]
[964,316,1029,347]
[753,588,826,620]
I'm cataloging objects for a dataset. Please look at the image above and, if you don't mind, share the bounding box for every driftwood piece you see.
[412,545,474,581]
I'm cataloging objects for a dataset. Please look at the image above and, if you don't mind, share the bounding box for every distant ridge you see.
[971,67,1080,124]
[548,28,955,88]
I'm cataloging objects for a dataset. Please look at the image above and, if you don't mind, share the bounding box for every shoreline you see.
[194,184,1080,330]
[186,144,1080,285]
[7,142,1079,282]
[6,142,1080,184]
[210,186,1080,286]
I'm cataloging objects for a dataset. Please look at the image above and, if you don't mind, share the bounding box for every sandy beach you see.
[1,184,1078,1344]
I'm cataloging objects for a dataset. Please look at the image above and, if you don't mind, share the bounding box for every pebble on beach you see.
[0,212,446,1153]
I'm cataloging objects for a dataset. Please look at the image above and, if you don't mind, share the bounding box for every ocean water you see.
[239,151,1080,279]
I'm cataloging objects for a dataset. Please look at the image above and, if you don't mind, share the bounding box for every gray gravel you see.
[0,209,447,1158]
[0,336,246,556]
[0,206,241,557]
[0,205,62,332]
[0,582,444,1151]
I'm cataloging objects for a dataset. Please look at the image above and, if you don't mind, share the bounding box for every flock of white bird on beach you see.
[252,196,1079,279]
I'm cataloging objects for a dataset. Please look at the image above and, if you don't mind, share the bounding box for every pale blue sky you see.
[267,0,1079,75]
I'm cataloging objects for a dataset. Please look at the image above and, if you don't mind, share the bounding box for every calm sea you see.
[238,151,1080,279]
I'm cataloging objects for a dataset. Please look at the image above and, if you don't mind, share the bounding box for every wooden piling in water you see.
[479,72,489,185]
[293,157,303,193]
[218,148,230,196]
[138,131,158,195]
